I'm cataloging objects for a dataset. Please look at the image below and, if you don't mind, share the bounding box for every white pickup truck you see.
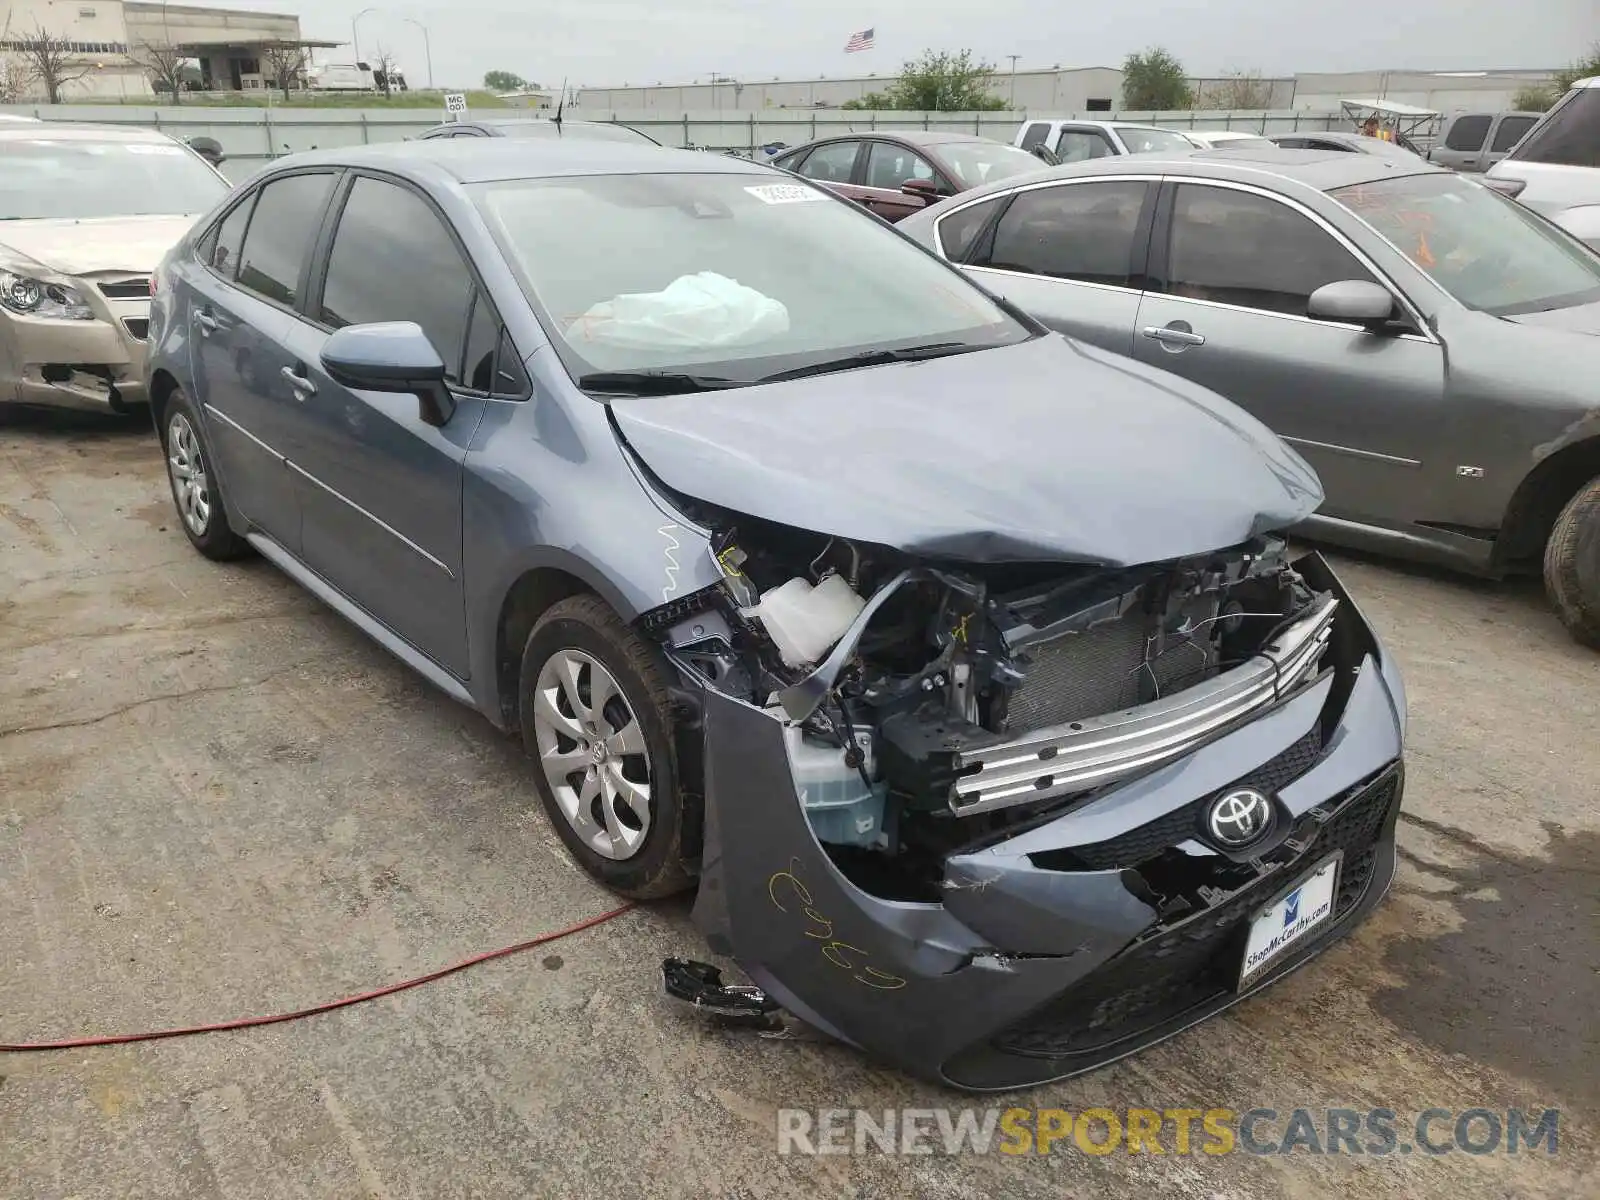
[1486,76,1600,251]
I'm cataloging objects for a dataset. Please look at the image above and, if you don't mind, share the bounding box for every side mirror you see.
[1028,144,1061,166]
[321,321,457,426]
[900,178,947,203]
[1307,280,1397,331]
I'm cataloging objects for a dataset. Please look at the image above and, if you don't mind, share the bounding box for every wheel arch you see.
[1494,436,1600,574]
[148,368,181,439]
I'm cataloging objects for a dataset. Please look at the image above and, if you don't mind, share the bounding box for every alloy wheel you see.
[166,413,211,536]
[532,648,653,860]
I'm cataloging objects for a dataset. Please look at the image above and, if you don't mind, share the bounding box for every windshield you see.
[937,140,1050,187]
[0,137,227,220]
[1333,172,1600,315]
[476,172,1029,385]
[1114,126,1195,154]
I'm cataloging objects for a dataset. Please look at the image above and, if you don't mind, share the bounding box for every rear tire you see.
[1542,476,1600,650]
[160,388,249,561]
[518,594,696,899]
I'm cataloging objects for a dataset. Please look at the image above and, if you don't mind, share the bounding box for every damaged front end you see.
[640,517,1404,1089]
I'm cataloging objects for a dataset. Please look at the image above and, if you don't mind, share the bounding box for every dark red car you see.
[771,130,1049,222]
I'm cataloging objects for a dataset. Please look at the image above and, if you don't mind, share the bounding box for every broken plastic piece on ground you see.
[662,957,784,1030]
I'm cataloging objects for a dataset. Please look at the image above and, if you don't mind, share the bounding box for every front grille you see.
[98,279,151,299]
[1038,727,1324,871]
[122,318,150,341]
[992,765,1399,1060]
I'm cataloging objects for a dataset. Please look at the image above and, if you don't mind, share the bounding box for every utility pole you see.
[403,18,432,89]
[1008,55,1020,107]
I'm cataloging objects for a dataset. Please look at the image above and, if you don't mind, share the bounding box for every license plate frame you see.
[1238,852,1342,991]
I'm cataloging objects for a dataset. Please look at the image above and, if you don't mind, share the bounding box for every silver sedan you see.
[900,148,1600,648]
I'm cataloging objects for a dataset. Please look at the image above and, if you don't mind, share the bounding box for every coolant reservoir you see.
[747,574,865,667]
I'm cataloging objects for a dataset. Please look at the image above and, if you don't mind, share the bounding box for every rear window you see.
[1443,115,1492,152]
[1509,88,1600,168]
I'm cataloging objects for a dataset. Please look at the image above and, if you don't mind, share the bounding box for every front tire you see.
[1543,476,1600,650]
[161,388,249,561]
[518,595,696,899]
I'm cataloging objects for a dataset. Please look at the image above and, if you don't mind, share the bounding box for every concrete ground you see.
[1,408,1595,1199]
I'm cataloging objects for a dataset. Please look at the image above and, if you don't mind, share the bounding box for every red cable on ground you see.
[0,903,636,1052]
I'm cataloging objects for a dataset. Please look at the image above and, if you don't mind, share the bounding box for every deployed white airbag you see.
[566,271,789,350]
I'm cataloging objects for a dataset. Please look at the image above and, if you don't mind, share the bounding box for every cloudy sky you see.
[230,0,1596,91]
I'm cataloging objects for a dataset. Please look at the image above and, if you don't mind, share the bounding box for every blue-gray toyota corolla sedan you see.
[145,139,1407,1090]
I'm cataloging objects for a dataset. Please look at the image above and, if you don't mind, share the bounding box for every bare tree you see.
[259,41,308,102]
[0,9,34,104]
[1196,70,1274,110]
[129,40,189,105]
[12,26,93,104]
[369,43,399,96]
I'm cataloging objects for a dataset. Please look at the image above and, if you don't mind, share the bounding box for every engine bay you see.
[641,513,1335,900]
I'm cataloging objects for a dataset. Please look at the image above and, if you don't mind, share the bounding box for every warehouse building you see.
[574,64,1556,116]
[1,0,331,100]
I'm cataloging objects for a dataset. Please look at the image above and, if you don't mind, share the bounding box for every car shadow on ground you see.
[0,405,153,440]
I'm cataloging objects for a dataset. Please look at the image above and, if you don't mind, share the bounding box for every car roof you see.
[783,129,994,149]
[973,145,1441,196]
[0,123,176,143]
[258,137,774,185]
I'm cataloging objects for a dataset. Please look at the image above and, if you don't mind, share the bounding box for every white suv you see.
[1486,76,1600,250]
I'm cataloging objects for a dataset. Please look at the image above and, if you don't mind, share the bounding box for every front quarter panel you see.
[461,350,721,720]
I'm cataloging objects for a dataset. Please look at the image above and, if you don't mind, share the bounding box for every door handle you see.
[1141,325,1206,346]
[280,366,316,398]
[193,310,218,335]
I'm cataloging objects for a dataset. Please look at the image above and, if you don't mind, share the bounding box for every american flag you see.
[843,27,875,53]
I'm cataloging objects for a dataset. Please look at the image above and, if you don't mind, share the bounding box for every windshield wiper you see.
[755,342,986,384]
[577,370,748,395]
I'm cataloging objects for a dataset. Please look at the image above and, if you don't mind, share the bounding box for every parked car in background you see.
[901,147,1600,647]
[417,117,660,145]
[143,137,1407,1089]
[1,124,230,413]
[770,130,1050,221]
[1184,130,1276,151]
[1269,130,1426,160]
[1014,119,1195,163]
[1485,76,1600,250]
[1427,110,1541,172]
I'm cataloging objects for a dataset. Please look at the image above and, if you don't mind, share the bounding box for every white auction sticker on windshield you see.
[126,143,185,155]
[744,184,825,205]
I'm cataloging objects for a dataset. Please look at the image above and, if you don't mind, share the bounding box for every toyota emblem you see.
[1207,788,1272,847]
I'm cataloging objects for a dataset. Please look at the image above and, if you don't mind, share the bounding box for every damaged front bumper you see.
[1,292,151,413]
[688,554,1405,1090]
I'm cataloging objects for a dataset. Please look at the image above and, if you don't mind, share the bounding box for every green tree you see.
[881,49,1006,111]
[1122,47,1192,111]
[1514,44,1600,112]
[483,69,527,93]
[842,91,894,110]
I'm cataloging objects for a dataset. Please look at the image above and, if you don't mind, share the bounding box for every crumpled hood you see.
[611,334,1324,565]
[0,214,200,277]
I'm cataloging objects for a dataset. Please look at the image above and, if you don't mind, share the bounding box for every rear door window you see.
[204,193,256,279]
[937,196,1005,261]
[234,172,337,308]
[795,141,862,184]
[1444,114,1492,152]
[977,181,1150,287]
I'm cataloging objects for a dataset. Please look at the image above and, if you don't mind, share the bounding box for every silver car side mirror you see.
[1307,280,1396,330]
